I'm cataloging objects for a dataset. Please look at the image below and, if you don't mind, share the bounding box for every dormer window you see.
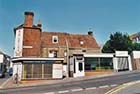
[52,36,58,43]
[80,40,84,45]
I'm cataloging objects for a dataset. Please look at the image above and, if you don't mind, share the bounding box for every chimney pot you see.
[88,28,93,37]
[37,19,42,28]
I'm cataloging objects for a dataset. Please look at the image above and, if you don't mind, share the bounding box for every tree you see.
[131,43,140,51]
[102,32,132,53]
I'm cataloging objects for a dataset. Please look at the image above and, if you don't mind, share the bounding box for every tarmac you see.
[0,70,140,89]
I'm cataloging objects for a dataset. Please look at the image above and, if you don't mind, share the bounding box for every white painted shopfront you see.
[68,51,133,78]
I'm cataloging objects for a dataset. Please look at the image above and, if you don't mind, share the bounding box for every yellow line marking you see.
[105,80,140,94]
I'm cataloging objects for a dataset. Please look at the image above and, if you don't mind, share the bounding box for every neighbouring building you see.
[0,51,11,73]
[12,12,101,81]
[70,51,132,77]
[131,51,140,70]
[130,32,140,43]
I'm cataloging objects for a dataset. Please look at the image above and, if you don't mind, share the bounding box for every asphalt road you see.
[0,73,9,87]
[0,71,140,94]
[109,81,140,94]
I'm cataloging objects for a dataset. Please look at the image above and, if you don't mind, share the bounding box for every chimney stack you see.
[88,28,93,37]
[24,12,34,27]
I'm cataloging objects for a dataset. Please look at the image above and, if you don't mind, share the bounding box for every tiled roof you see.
[130,32,140,40]
[41,32,100,49]
[14,24,41,31]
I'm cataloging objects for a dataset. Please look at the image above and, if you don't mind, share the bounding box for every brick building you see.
[12,12,100,80]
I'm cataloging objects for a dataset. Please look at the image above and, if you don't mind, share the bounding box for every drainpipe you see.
[66,39,69,78]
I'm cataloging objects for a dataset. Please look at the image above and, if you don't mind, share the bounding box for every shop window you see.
[85,57,113,71]
[33,64,42,78]
[44,64,52,78]
[52,36,58,43]
[22,63,53,79]
[79,62,83,71]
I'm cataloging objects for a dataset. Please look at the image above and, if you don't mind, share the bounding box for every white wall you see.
[53,64,63,78]
[132,51,140,59]
[13,63,22,81]
[128,55,132,71]
[14,28,24,57]
[0,54,3,63]
[63,65,67,77]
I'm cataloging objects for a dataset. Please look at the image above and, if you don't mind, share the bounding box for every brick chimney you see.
[24,12,34,27]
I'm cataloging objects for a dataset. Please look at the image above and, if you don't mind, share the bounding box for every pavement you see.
[0,70,140,89]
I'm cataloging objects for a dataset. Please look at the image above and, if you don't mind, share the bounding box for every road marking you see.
[85,87,97,90]
[58,90,69,93]
[105,80,140,94]
[99,85,109,88]
[71,88,83,92]
[110,84,118,87]
[44,92,55,94]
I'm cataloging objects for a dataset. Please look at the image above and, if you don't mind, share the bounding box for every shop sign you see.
[115,51,128,57]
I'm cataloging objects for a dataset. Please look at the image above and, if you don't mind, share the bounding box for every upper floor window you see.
[80,40,84,45]
[52,36,58,43]
[49,50,57,58]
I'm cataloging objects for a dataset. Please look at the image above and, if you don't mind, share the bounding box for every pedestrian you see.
[14,73,18,84]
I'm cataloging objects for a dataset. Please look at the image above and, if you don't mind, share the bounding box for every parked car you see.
[0,71,5,78]
[9,68,13,76]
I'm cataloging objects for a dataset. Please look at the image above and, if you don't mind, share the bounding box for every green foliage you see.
[131,43,140,51]
[102,32,132,53]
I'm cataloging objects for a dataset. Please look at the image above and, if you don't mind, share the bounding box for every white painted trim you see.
[12,57,64,62]
[0,54,4,63]
[84,53,114,58]
[128,55,133,71]
[115,51,128,57]
[23,46,33,48]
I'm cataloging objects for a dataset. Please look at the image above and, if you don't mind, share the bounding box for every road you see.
[108,81,140,94]
[0,73,9,87]
[0,71,140,94]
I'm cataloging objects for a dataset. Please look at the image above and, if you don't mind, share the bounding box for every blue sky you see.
[0,0,140,57]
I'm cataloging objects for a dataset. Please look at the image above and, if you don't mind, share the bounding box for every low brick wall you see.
[85,70,114,76]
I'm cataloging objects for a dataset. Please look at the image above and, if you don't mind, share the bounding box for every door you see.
[74,61,85,77]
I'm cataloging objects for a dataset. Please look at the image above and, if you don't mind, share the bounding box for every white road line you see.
[85,87,97,90]
[58,90,69,93]
[110,84,118,87]
[71,88,83,92]
[99,85,109,89]
[44,92,55,94]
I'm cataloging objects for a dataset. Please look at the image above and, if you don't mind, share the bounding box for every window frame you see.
[52,36,58,43]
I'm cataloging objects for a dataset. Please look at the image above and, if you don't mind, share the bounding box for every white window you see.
[80,40,84,45]
[49,50,57,57]
[52,36,58,43]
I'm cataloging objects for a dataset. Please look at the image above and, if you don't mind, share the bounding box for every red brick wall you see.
[24,12,34,27]
[22,28,41,57]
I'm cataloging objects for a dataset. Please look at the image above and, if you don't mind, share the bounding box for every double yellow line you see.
[105,80,140,94]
